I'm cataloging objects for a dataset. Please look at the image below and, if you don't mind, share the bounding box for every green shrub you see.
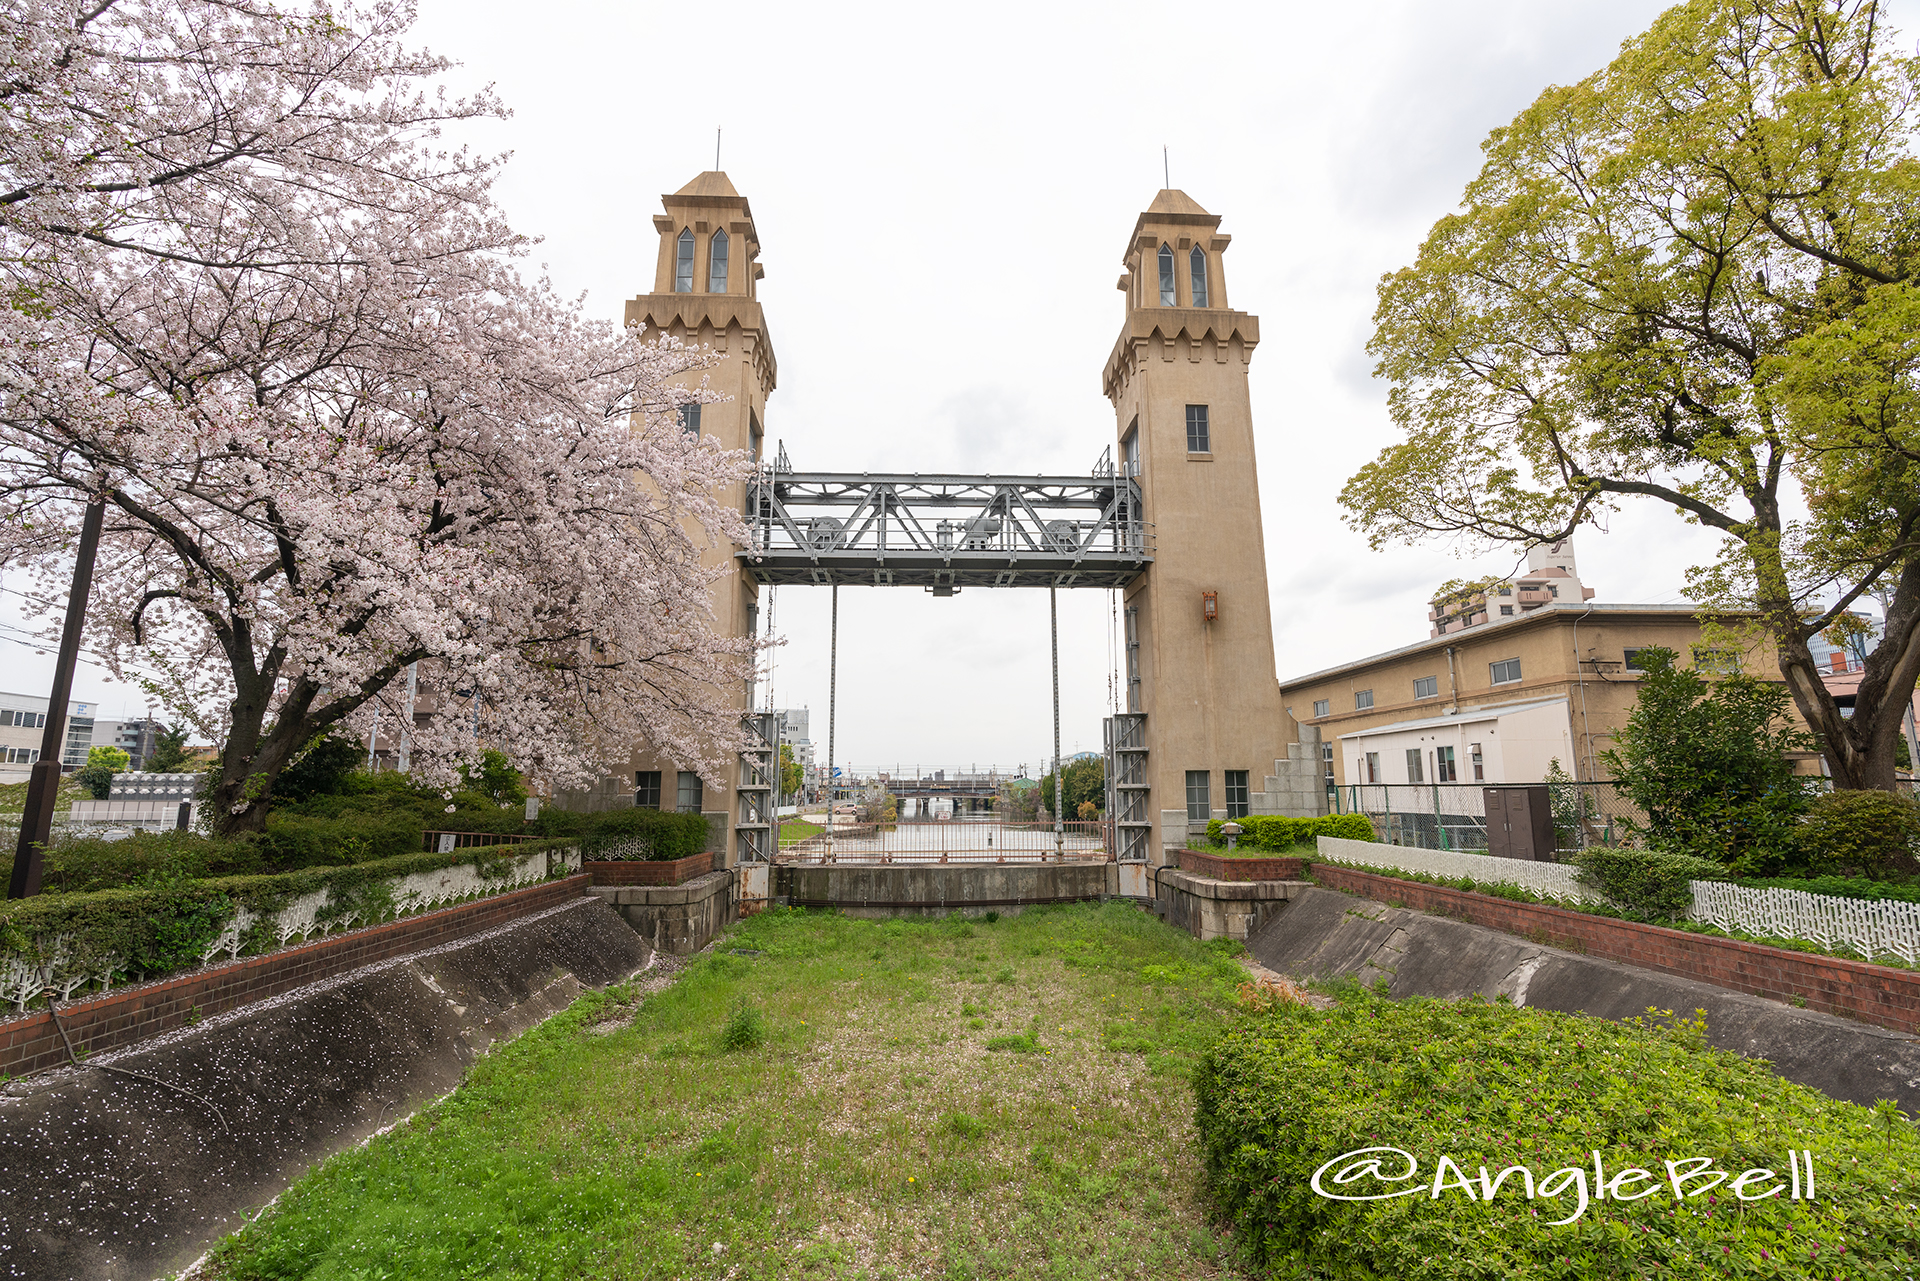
[1734,873,1920,903]
[1194,998,1920,1279]
[73,764,118,800]
[42,829,268,893]
[1570,847,1724,921]
[1792,788,1920,879]
[574,808,712,862]
[1204,813,1374,851]
[273,734,367,805]
[0,839,567,992]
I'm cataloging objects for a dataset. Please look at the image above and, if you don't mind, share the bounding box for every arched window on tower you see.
[1190,246,1209,308]
[674,228,695,293]
[709,229,729,293]
[1157,244,1175,306]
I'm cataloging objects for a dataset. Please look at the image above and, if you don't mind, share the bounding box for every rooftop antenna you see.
[1163,145,1169,188]
[716,127,722,171]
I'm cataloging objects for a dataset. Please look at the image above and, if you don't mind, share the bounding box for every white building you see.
[0,692,117,779]
[1338,697,1577,789]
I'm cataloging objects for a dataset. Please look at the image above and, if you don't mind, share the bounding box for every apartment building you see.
[1428,539,1596,637]
[0,692,108,780]
[1281,603,1823,788]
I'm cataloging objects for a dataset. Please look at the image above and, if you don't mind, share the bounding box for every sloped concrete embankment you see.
[0,893,648,1281]
[1248,886,1920,1115]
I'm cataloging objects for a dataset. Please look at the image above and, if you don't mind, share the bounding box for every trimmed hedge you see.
[1204,813,1375,850]
[1794,788,1920,879]
[0,839,568,993]
[1733,873,1920,904]
[1195,996,1920,1279]
[1571,847,1726,922]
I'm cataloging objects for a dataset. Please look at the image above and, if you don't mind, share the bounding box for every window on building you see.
[1497,586,1512,596]
[675,771,704,813]
[1405,748,1425,784]
[1185,770,1210,821]
[1549,585,1560,598]
[1469,742,1484,781]
[1436,745,1457,782]
[1692,646,1740,674]
[1122,418,1140,475]
[1623,648,1649,673]
[1499,605,1514,616]
[1158,243,1176,306]
[674,227,695,293]
[1189,246,1209,307]
[1224,770,1249,818]
[5,748,38,764]
[1490,657,1523,685]
[679,403,701,437]
[1413,675,1438,700]
[749,410,762,462]
[1364,751,1380,783]
[1312,698,1329,718]
[1354,688,1373,710]
[708,229,729,292]
[635,771,662,809]
[1185,404,1210,453]
[1322,741,1334,782]
[0,710,45,728]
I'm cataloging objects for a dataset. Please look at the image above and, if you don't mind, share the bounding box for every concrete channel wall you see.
[768,862,1120,917]
[0,893,649,1281]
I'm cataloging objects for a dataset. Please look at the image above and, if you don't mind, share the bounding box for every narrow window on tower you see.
[1189,246,1209,307]
[679,403,701,436]
[709,229,729,292]
[1122,416,1140,476]
[1185,404,1210,453]
[1158,244,1176,306]
[674,228,695,293]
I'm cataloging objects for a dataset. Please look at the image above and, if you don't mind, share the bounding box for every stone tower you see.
[1103,190,1308,860]
[620,171,776,863]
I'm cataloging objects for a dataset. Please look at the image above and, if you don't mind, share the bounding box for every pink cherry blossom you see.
[1,0,754,831]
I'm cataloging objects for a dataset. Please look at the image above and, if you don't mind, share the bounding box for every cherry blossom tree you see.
[1,0,754,832]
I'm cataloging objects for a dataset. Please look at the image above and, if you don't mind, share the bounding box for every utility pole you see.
[827,584,838,863]
[1052,585,1063,861]
[11,490,107,899]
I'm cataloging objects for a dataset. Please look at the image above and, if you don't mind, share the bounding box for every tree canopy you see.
[1344,0,1920,789]
[1,1,750,831]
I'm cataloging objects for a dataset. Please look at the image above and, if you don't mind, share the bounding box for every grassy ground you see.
[0,774,89,815]
[200,903,1254,1281]
[777,819,826,846]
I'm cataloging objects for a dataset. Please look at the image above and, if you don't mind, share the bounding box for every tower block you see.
[621,172,776,863]
[1103,190,1308,862]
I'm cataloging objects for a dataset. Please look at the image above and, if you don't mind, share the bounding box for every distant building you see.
[1281,602,1824,787]
[1811,611,1920,750]
[0,692,105,779]
[1429,540,1597,637]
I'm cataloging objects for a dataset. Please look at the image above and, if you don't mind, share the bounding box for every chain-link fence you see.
[1331,782,1651,854]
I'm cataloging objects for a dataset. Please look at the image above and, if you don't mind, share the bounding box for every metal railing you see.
[422,829,539,852]
[777,819,1111,864]
[1332,782,1653,853]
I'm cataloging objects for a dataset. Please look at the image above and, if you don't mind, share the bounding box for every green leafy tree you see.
[144,722,191,774]
[460,749,526,806]
[1343,0,1920,791]
[1600,648,1812,874]
[778,743,802,801]
[75,744,131,799]
[272,735,365,806]
[1040,757,1105,819]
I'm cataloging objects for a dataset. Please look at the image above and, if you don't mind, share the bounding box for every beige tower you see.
[1104,190,1297,861]
[622,172,775,863]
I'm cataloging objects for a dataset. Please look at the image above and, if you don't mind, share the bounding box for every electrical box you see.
[1483,785,1555,861]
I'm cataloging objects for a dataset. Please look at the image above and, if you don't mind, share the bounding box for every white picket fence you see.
[1314,835,1920,966]
[0,845,579,1013]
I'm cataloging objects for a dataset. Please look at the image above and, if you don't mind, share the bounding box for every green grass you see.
[202,903,1254,1281]
[778,819,826,846]
[0,775,90,816]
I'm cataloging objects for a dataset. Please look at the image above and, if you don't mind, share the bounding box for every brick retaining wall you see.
[1311,864,1920,1035]
[0,873,592,1079]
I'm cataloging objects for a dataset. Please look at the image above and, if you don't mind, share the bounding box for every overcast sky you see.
[3,0,1744,774]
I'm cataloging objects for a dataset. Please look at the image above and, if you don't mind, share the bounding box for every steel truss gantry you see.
[742,459,1152,590]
